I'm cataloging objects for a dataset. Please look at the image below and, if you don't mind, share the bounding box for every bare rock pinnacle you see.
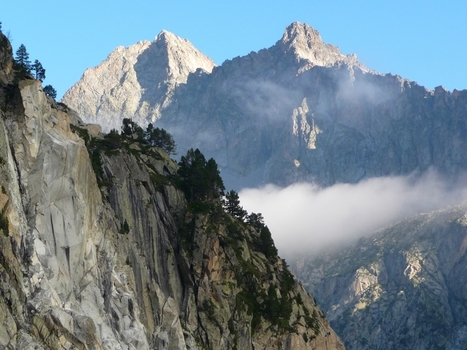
[276,22,367,72]
[62,30,216,131]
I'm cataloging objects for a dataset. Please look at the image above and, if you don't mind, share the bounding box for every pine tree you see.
[246,212,278,260]
[15,44,31,72]
[224,190,247,220]
[177,148,225,201]
[121,118,144,140]
[247,212,265,230]
[205,158,225,199]
[32,59,46,81]
[43,85,57,99]
[145,125,177,155]
[178,148,208,201]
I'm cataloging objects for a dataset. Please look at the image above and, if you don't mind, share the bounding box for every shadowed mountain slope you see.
[291,202,467,349]
[63,22,467,190]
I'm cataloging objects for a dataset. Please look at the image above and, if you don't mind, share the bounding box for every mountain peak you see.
[278,22,365,70]
[155,29,179,43]
[150,29,216,77]
[62,30,216,131]
[282,22,323,46]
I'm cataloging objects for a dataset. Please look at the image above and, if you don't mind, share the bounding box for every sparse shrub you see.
[188,201,213,214]
[90,149,104,178]
[202,299,216,321]
[0,211,9,235]
[70,124,91,145]
[119,219,130,235]
[102,129,122,149]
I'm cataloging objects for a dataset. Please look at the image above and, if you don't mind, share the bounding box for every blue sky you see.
[2,1,466,99]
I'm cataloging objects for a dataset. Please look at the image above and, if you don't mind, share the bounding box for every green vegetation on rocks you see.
[0,210,8,235]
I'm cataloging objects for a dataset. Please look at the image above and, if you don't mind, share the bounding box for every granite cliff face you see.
[0,32,343,349]
[291,203,467,350]
[62,30,215,131]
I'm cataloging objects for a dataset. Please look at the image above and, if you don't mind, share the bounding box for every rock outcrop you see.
[0,31,343,349]
[62,30,216,131]
[275,22,366,72]
[290,203,467,350]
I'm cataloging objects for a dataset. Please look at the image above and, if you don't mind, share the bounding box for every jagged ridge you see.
[63,22,467,191]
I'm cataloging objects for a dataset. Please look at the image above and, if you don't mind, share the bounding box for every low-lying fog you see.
[239,169,467,256]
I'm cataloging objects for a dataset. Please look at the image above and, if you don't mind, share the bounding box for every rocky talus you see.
[0,31,343,349]
[291,203,467,350]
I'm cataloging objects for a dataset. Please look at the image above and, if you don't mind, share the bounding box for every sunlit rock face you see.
[62,30,216,132]
[276,21,366,71]
[0,31,344,349]
[290,203,467,350]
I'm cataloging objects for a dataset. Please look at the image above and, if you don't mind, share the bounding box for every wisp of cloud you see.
[239,170,467,256]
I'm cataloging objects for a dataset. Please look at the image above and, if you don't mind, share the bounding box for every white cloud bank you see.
[239,170,467,256]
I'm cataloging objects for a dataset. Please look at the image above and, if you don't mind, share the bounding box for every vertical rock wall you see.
[0,65,344,349]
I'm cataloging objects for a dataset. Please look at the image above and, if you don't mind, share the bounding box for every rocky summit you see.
[62,30,216,132]
[0,31,343,349]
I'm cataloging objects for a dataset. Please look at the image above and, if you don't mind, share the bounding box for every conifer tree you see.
[43,85,57,99]
[121,118,144,140]
[224,190,248,220]
[145,124,177,155]
[32,59,46,81]
[178,148,225,201]
[15,44,31,72]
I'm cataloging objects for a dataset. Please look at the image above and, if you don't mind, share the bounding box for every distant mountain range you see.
[63,22,467,191]
[62,22,467,349]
